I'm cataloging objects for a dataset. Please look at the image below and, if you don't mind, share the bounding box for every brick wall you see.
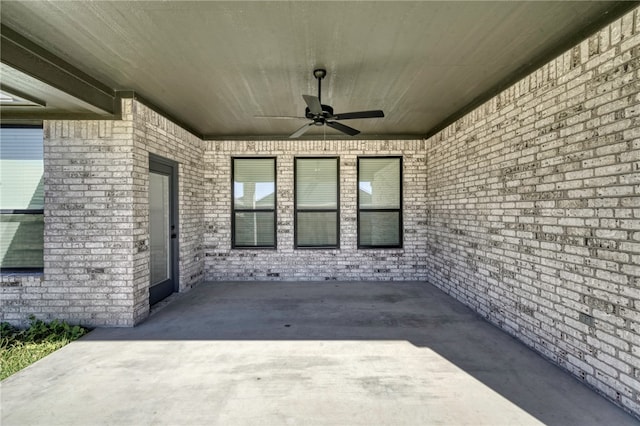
[41,118,137,326]
[1,273,44,325]
[424,9,640,416]
[0,100,205,327]
[130,100,205,320]
[203,140,428,281]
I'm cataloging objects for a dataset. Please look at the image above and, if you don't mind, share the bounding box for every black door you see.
[148,155,178,305]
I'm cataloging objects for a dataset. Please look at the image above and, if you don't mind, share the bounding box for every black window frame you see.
[231,156,277,249]
[294,157,340,249]
[0,124,45,272]
[357,156,403,249]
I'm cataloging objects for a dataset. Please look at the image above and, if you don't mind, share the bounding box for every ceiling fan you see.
[258,69,384,138]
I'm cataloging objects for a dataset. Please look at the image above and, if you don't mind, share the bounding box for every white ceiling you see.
[0,1,635,139]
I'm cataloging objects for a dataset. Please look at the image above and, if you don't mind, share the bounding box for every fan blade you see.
[254,115,306,119]
[302,95,323,115]
[326,121,360,136]
[289,122,313,138]
[334,110,384,120]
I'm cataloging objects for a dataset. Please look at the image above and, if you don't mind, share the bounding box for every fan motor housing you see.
[305,104,334,120]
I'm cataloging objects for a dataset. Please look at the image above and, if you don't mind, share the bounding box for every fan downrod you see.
[313,69,326,104]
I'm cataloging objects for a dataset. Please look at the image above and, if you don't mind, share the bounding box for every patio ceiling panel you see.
[0,1,636,139]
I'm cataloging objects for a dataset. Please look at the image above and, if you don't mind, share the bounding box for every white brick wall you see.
[424,8,640,417]
[0,100,205,327]
[1,273,44,324]
[130,100,205,321]
[203,140,428,281]
[43,118,138,326]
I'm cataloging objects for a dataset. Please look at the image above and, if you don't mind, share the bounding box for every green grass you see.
[1,316,88,381]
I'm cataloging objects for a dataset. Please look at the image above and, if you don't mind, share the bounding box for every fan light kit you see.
[258,68,384,138]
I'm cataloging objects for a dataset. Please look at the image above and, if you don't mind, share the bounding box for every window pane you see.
[297,211,337,247]
[359,158,400,209]
[296,159,337,209]
[149,172,170,285]
[359,211,400,246]
[0,128,44,210]
[234,212,275,247]
[234,159,275,209]
[0,214,44,268]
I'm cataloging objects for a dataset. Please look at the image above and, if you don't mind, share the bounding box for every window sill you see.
[1,269,44,275]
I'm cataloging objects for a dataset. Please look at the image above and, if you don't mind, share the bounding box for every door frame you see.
[148,154,179,305]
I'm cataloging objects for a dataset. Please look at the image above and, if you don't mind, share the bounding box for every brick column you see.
[44,119,137,326]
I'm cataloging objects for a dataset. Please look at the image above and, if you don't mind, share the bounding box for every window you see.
[232,158,276,248]
[0,127,44,270]
[295,158,339,248]
[358,157,402,248]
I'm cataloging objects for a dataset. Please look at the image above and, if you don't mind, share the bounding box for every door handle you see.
[171,233,177,239]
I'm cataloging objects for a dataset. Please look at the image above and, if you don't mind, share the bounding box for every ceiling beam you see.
[0,24,117,115]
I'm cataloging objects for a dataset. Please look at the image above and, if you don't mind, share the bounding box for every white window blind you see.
[296,159,337,209]
[234,159,275,209]
[358,158,400,209]
[234,212,275,247]
[0,128,44,210]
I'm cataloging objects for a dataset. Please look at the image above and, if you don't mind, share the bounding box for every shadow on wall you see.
[84,281,639,425]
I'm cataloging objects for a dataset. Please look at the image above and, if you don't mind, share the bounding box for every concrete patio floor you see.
[1,281,638,426]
